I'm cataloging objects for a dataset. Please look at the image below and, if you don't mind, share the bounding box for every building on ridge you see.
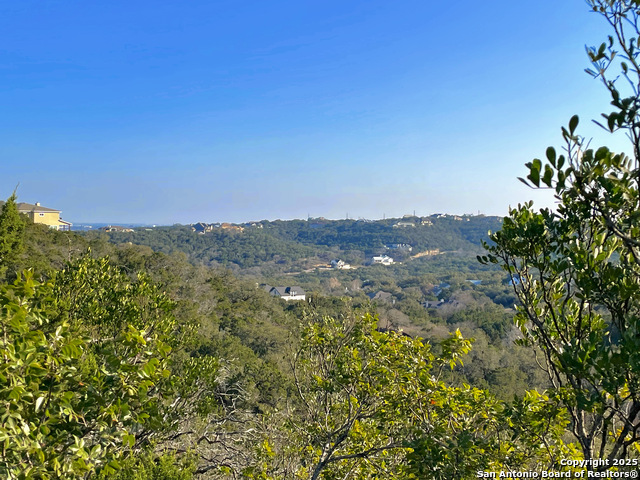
[0,201,72,231]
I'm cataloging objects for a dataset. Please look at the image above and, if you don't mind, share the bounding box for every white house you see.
[393,221,415,228]
[264,285,306,301]
[371,255,394,266]
[331,259,352,269]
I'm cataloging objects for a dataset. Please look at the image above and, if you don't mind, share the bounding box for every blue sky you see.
[0,0,627,224]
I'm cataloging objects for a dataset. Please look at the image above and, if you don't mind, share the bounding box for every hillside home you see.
[331,259,352,269]
[191,222,214,234]
[368,291,394,303]
[0,201,72,231]
[371,255,394,266]
[263,285,306,301]
[421,299,444,309]
[393,221,415,228]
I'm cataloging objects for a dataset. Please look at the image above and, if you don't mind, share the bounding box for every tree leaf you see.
[569,115,579,135]
[35,396,45,413]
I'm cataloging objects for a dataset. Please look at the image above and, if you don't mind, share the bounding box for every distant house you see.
[420,218,433,226]
[331,259,352,270]
[370,255,394,266]
[100,225,134,233]
[421,299,444,309]
[393,221,415,228]
[263,285,306,301]
[191,222,214,234]
[0,201,72,231]
[368,291,394,303]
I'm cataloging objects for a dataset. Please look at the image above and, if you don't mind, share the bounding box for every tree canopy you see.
[0,193,26,279]
[480,0,640,469]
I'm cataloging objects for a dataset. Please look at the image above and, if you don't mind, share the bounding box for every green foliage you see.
[0,194,27,280]
[445,303,513,343]
[53,254,178,342]
[95,450,196,480]
[0,202,580,478]
[480,0,640,464]
[255,313,568,479]
[84,227,321,270]
[0,258,176,479]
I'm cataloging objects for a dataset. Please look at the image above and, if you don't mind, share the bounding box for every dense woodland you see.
[82,215,501,273]
[1,199,556,479]
[5,1,640,478]
[84,215,538,396]
[0,186,627,479]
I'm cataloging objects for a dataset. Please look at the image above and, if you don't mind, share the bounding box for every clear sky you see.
[0,0,629,224]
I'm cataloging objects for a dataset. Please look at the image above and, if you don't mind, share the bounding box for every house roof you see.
[0,201,61,213]
[368,291,393,301]
[270,286,305,296]
[17,202,61,213]
[191,222,209,231]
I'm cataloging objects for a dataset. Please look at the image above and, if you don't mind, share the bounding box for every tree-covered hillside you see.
[0,197,565,479]
[82,215,502,272]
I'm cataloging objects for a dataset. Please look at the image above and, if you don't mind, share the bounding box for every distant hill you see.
[81,215,503,272]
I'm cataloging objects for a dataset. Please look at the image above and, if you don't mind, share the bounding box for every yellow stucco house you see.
[20,202,72,230]
[0,201,72,231]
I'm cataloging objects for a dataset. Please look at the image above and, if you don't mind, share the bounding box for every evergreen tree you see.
[0,193,27,279]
